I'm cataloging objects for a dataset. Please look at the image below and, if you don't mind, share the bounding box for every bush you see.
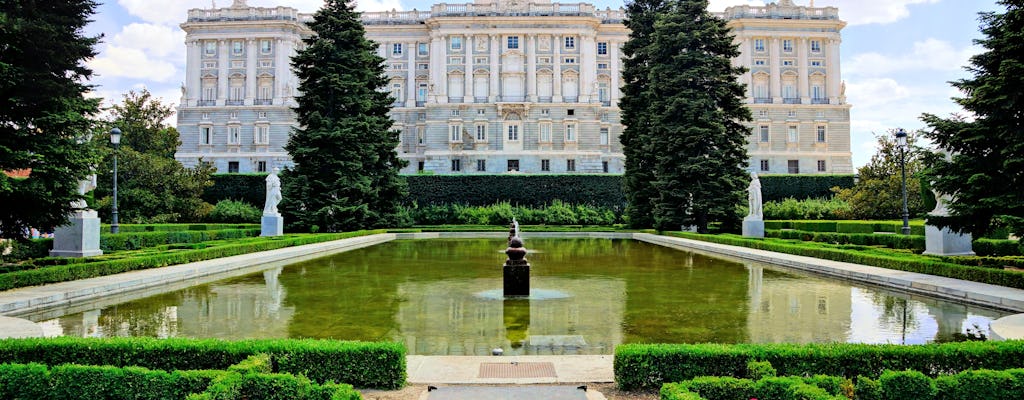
[202,174,268,207]
[746,360,776,380]
[684,376,755,400]
[760,174,855,201]
[660,383,705,400]
[878,370,934,400]
[0,238,52,263]
[103,224,259,233]
[207,200,263,223]
[404,174,627,208]
[613,341,1024,390]
[854,376,882,400]
[934,369,1019,400]
[403,202,622,226]
[0,336,405,389]
[974,238,1022,257]
[763,198,851,220]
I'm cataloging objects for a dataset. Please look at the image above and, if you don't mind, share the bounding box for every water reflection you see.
[30,239,1011,354]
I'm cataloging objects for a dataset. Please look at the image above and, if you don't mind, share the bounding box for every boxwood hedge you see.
[615,341,1024,390]
[0,337,405,389]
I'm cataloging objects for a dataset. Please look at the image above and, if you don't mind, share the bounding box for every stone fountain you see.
[503,220,530,297]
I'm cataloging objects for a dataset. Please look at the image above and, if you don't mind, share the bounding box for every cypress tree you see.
[620,0,668,228]
[0,0,103,238]
[920,0,1024,237]
[646,0,751,232]
[283,0,408,232]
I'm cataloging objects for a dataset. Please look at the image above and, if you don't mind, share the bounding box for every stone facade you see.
[174,0,852,175]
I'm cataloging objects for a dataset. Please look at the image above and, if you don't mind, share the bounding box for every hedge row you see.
[767,229,927,252]
[0,362,362,400]
[765,220,926,235]
[100,229,261,251]
[0,231,385,291]
[667,232,1024,289]
[103,224,258,233]
[974,238,1024,257]
[201,173,854,208]
[615,340,1024,390]
[661,368,1024,400]
[406,202,621,225]
[0,337,405,389]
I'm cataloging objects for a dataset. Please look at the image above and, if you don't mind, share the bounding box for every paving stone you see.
[426,385,587,400]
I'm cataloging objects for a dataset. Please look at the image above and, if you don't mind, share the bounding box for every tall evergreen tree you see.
[646,0,751,232]
[283,0,408,232]
[920,0,1024,237]
[620,0,667,228]
[0,0,103,238]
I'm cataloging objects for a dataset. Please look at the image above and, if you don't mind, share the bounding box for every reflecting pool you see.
[31,238,1011,355]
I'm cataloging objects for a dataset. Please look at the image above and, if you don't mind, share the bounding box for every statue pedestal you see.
[261,214,283,237]
[923,225,975,256]
[742,218,765,238]
[503,260,531,297]
[50,210,103,257]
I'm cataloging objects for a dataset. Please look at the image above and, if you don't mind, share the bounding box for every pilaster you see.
[245,38,258,105]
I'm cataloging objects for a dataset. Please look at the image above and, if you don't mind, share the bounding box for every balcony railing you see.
[226,100,244,106]
[448,96,464,103]
[563,96,578,103]
[537,96,552,103]
[753,97,773,104]
[359,3,626,24]
[197,100,216,106]
[474,97,488,103]
[783,98,801,104]
[254,99,273,105]
[811,98,830,104]
[499,95,525,102]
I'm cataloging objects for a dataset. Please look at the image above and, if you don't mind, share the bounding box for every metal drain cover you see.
[478,362,557,379]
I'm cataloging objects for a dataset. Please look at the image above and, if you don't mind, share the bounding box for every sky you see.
[83,0,1006,168]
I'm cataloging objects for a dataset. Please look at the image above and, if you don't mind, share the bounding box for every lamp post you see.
[109,127,122,234]
[895,128,910,235]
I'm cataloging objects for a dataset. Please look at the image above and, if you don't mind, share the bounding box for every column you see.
[735,34,752,100]
[798,37,809,103]
[489,34,499,102]
[526,34,536,102]
[610,40,621,103]
[827,38,842,103]
[553,35,562,102]
[430,33,447,103]
[274,38,288,104]
[580,34,597,103]
[406,41,416,107]
[769,37,781,103]
[465,35,474,99]
[217,39,229,105]
[245,38,257,105]
[186,40,201,105]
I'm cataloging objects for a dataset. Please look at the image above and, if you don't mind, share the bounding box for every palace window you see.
[260,39,272,54]
[597,42,607,55]
[228,161,239,173]
[227,126,241,144]
[257,161,267,173]
[451,159,461,171]
[392,43,403,56]
[566,159,576,172]
[200,126,213,145]
[451,36,463,50]
[449,125,462,142]
[754,39,765,52]
[782,39,793,52]
[508,159,520,172]
[539,123,552,142]
[232,41,243,55]
[564,36,575,49]
[816,125,827,142]
[600,127,609,145]
[760,159,769,172]
[475,124,487,141]
[787,125,798,143]
[477,159,486,172]
[788,160,800,174]
[759,125,769,142]
[507,36,519,49]
[817,160,827,172]
[810,40,822,53]
[204,41,217,55]
[418,43,429,56]
[565,123,577,142]
[255,125,270,144]
[507,124,519,141]
[541,159,550,171]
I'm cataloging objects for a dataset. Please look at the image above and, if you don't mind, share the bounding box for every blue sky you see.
[83,0,1006,168]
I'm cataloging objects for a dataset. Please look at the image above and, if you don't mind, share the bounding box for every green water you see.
[36,238,1010,355]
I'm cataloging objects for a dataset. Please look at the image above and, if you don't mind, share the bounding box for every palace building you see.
[174,0,852,175]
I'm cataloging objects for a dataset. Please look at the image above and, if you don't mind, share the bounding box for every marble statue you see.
[264,168,282,216]
[73,174,97,210]
[746,171,763,220]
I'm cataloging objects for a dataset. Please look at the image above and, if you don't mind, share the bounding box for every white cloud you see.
[845,78,911,109]
[111,23,186,58]
[846,38,979,77]
[88,46,178,82]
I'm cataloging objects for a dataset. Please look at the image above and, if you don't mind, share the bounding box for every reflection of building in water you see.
[45,267,294,339]
[746,265,853,343]
[394,277,624,355]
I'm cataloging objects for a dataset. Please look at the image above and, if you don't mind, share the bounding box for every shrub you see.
[763,197,851,220]
[974,238,1022,257]
[404,174,627,208]
[854,376,882,400]
[746,360,776,380]
[99,229,259,251]
[660,383,705,400]
[202,174,268,207]
[684,376,755,400]
[753,376,805,400]
[0,336,405,389]
[0,238,52,263]
[613,341,1024,390]
[759,174,855,201]
[544,200,579,225]
[0,363,50,399]
[207,200,263,223]
[878,370,934,400]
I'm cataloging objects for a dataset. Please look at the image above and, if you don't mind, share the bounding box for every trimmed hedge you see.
[765,220,926,235]
[0,363,221,400]
[667,232,1024,289]
[203,173,854,208]
[767,229,927,252]
[0,362,361,400]
[0,337,405,389]
[405,175,627,208]
[974,238,1023,257]
[759,174,854,201]
[100,229,261,251]
[615,340,1024,390]
[0,230,385,290]
[103,224,259,233]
